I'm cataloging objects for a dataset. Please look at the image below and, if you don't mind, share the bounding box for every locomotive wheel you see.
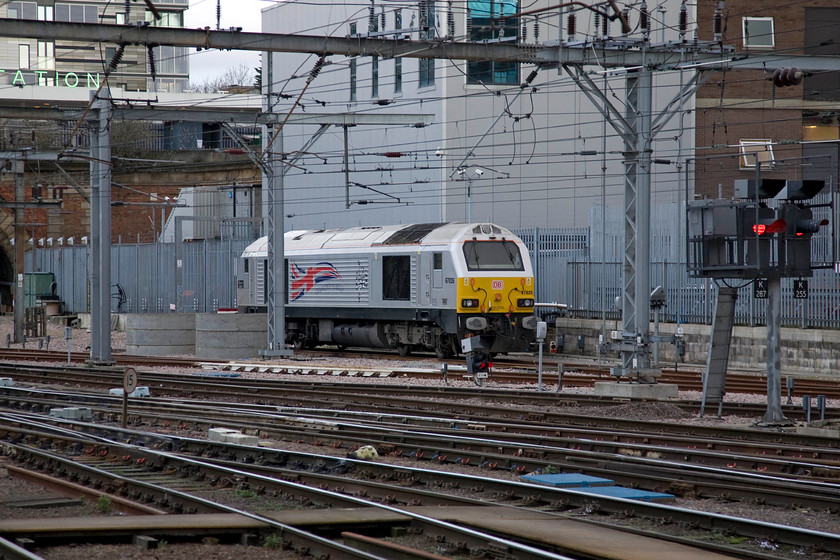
[293,336,306,351]
[435,334,456,359]
[397,344,412,357]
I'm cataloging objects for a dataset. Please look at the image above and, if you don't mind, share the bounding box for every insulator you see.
[107,44,125,74]
[525,69,538,84]
[602,14,609,37]
[466,8,472,35]
[772,67,803,87]
[679,1,687,38]
[534,15,539,41]
[622,7,631,34]
[567,13,575,38]
[640,2,648,34]
[216,0,221,30]
[310,57,324,79]
[713,1,723,41]
[380,8,386,32]
[594,12,600,33]
[146,45,156,77]
[124,0,130,22]
[499,17,505,38]
[447,2,454,37]
[521,17,527,42]
[369,2,376,32]
[419,0,427,29]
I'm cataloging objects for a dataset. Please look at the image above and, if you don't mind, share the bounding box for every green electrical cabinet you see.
[24,272,56,308]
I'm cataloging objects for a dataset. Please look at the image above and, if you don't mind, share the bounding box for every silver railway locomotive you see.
[237,222,538,357]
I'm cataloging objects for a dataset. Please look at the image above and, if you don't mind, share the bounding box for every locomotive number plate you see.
[492,280,504,290]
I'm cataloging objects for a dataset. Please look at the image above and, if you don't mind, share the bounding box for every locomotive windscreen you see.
[463,240,524,271]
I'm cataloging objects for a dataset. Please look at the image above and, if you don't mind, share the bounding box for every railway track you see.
[0,359,835,423]
[4,385,840,505]
[0,359,839,558]
[2,409,840,559]
[2,347,838,401]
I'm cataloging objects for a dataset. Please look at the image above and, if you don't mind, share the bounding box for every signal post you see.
[687,178,832,423]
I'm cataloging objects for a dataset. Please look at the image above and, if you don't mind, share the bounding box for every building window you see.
[739,140,775,170]
[419,59,435,87]
[742,17,774,48]
[382,255,411,300]
[467,0,519,84]
[148,77,189,93]
[55,3,99,23]
[394,10,403,94]
[116,12,125,24]
[349,23,357,101]
[371,56,379,98]
[37,5,53,20]
[418,0,435,87]
[803,124,839,142]
[19,44,30,69]
[37,41,55,71]
[151,46,189,75]
[350,59,357,101]
[146,10,182,27]
[8,2,36,19]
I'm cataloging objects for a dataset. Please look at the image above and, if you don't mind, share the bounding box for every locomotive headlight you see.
[462,298,480,308]
[517,298,534,308]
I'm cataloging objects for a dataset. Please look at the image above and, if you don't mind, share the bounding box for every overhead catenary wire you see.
[8,0,840,223]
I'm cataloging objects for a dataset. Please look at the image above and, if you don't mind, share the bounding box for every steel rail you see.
[1,361,836,424]
[0,536,47,560]
[6,385,840,475]
[6,419,840,557]
[4,348,840,402]
[2,430,581,560]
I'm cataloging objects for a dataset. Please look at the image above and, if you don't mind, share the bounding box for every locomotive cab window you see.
[382,255,411,300]
[463,240,524,271]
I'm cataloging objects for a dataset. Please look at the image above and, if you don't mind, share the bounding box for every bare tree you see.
[190,64,255,93]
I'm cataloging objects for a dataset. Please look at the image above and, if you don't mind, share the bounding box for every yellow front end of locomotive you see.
[456,276,535,314]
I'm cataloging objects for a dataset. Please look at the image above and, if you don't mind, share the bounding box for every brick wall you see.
[0,155,259,244]
[694,0,840,198]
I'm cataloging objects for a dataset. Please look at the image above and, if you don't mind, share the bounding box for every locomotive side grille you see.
[378,223,446,245]
[411,254,418,305]
[256,259,266,305]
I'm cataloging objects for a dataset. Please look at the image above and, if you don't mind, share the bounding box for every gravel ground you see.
[1,315,839,559]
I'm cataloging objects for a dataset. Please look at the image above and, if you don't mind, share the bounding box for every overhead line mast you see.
[3,3,840,369]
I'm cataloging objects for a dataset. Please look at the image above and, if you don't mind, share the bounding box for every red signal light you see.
[752,219,786,235]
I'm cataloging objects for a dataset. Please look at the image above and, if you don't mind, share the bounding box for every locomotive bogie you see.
[238,223,537,355]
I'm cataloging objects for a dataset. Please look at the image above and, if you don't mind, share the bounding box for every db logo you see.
[491,280,504,290]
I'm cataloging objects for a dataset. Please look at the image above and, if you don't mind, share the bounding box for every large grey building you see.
[262,0,697,230]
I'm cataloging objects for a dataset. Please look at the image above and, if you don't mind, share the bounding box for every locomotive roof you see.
[241,222,516,255]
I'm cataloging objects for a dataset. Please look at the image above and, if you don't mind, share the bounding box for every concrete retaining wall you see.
[555,317,840,374]
[126,313,196,356]
[195,313,267,360]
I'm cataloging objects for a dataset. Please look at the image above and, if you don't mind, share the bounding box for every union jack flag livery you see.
[290,262,340,301]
